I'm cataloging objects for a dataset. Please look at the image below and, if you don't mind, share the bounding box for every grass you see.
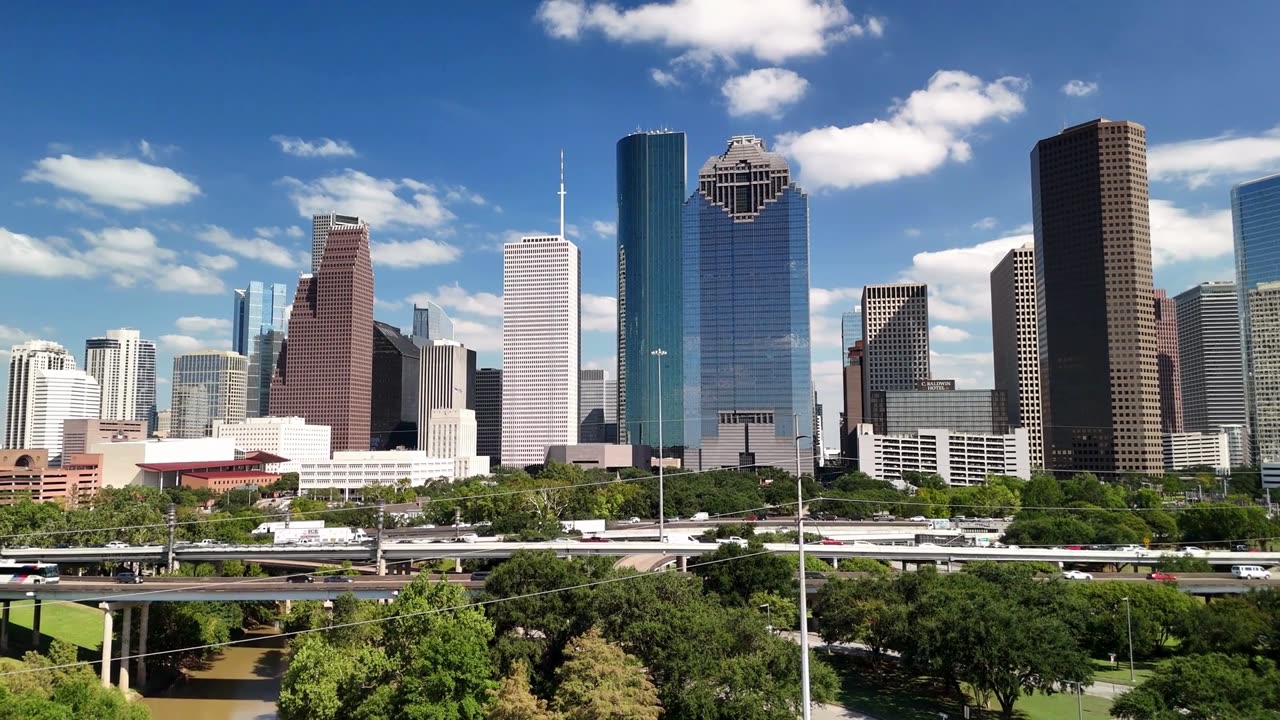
[1015,691,1113,718]
[6,600,103,651]
[1091,658,1155,687]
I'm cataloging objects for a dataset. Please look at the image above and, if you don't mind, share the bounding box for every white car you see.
[104,541,129,549]
[626,517,642,524]
[1181,546,1207,557]
[1118,545,1151,556]
[1232,565,1272,580]
[908,516,927,522]
[1062,570,1093,581]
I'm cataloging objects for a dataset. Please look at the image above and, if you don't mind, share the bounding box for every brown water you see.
[142,627,284,720]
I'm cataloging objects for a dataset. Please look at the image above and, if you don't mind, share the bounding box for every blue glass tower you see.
[233,281,288,416]
[1232,172,1280,461]
[841,309,861,365]
[682,135,813,473]
[617,130,687,448]
[412,300,454,344]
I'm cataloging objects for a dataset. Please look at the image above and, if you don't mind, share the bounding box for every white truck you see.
[273,526,370,545]
[252,520,324,536]
[560,519,607,535]
[715,536,748,547]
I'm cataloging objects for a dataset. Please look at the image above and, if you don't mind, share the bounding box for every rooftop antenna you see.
[558,149,566,239]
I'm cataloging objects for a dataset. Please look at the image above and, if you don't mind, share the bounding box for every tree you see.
[812,576,907,664]
[1072,582,1196,659]
[1178,504,1275,545]
[1110,654,1280,720]
[1021,473,1066,511]
[552,627,661,720]
[488,661,558,720]
[691,543,793,604]
[1179,596,1271,657]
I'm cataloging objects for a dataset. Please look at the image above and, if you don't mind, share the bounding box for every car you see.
[851,540,877,546]
[1181,546,1207,557]
[1065,545,1085,551]
[1119,545,1151,556]
[744,514,760,521]
[918,543,938,548]
[452,521,471,528]
[1147,571,1178,582]
[804,571,825,580]
[908,516,927,522]
[114,571,143,584]
[104,541,129,549]
[1062,570,1093,581]
[1231,565,1272,580]
[626,517,642,524]
[287,574,315,584]
[1234,544,1260,553]
[419,524,436,529]
[577,536,612,543]
[196,539,224,546]
[470,571,491,581]
[452,534,479,543]
[323,575,354,583]
[715,536,748,547]
[819,538,844,545]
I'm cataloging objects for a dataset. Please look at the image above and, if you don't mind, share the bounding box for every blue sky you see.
[4,0,1280,444]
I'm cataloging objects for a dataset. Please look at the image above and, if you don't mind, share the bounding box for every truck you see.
[252,520,324,536]
[273,527,370,545]
[560,519,607,535]
[691,512,710,521]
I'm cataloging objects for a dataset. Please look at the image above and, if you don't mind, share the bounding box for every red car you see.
[1147,571,1178,581]
[819,538,844,545]
[577,536,611,543]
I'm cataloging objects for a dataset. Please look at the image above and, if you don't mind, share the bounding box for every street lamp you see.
[1122,597,1135,683]
[794,413,812,720]
[759,602,772,634]
[1066,681,1084,720]
[651,348,668,544]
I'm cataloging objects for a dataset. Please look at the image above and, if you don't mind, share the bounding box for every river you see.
[142,627,284,720]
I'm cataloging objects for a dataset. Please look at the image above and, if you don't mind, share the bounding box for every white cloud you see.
[0,227,95,278]
[930,350,993,388]
[930,324,972,343]
[776,70,1029,191]
[582,294,617,332]
[537,0,883,63]
[903,227,922,238]
[156,377,169,385]
[285,225,304,238]
[900,232,1033,323]
[1061,80,1098,97]
[722,67,809,118]
[971,216,998,230]
[408,284,503,318]
[158,334,203,352]
[565,223,582,239]
[199,225,309,269]
[443,186,487,206]
[810,287,861,313]
[194,253,237,272]
[158,265,227,296]
[370,237,462,268]
[1149,199,1232,266]
[282,170,455,229]
[592,220,617,237]
[53,197,105,218]
[584,356,619,376]
[0,326,35,345]
[452,318,502,352]
[271,135,357,158]
[375,297,406,311]
[1148,126,1280,189]
[24,154,200,210]
[175,316,231,334]
[650,68,679,87]
[139,139,156,160]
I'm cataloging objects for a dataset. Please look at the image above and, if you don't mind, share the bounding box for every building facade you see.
[579,369,618,444]
[1247,281,1280,462]
[1154,289,1183,433]
[62,419,146,457]
[0,449,101,505]
[270,223,374,451]
[96,437,237,488]
[1033,119,1162,474]
[475,368,502,466]
[84,328,157,434]
[298,450,455,497]
[1163,431,1231,473]
[412,301,454,344]
[155,409,171,438]
[371,321,420,450]
[311,212,362,274]
[212,416,331,472]
[853,424,1031,486]
[682,135,813,473]
[990,243,1045,468]
[869,386,1009,436]
[1174,282,1246,436]
[1232,173,1280,463]
[29,369,101,464]
[502,235,581,467]
[419,340,475,414]
[5,340,76,450]
[616,130,686,448]
[841,310,861,365]
[841,342,866,462]
[1218,424,1250,468]
[233,281,288,417]
[862,283,931,416]
[171,351,248,439]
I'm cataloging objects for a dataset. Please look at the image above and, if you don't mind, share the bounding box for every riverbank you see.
[143,626,285,720]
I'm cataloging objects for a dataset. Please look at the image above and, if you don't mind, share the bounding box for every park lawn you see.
[7,600,103,651]
[1091,658,1155,686]
[1014,690,1113,718]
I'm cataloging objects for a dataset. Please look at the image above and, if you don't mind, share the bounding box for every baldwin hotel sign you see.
[914,379,956,392]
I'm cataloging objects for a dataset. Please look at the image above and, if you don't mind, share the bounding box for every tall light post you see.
[1122,596,1135,683]
[759,602,772,634]
[794,413,812,720]
[651,348,668,544]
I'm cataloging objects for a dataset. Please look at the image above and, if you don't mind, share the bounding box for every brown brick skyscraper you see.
[270,222,373,451]
[1032,119,1163,475]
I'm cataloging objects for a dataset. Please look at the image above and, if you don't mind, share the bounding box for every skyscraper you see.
[29,369,100,464]
[1233,173,1280,463]
[371,321,420,450]
[412,301,454,344]
[841,341,866,461]
[171,351,248,439]
[5,340,76,449]
[1248,281,1280,461]
[1033,118,1162,474]
[841,309,861,365]
[862,283,931,414]
[616,130,686,447]
[682,135,813,473]
[416,339,475,452]
[475,368,502,465]
[271,222,374,451]
[990,244,1045,467]
[311,212,362,274]
[1174,281,1246,434]
[1154,289,1183,433]
[84,328,157,434]
[233,281,289,417]
[579,369,617,444]
[502,232,580,467]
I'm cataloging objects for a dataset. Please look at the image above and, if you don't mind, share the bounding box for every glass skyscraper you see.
[1232,172,1280,462]
[412,300,454,345]
[841,309,861,365]
[616,130,686,448]
[233,281,288,417]
[682,135,813,473]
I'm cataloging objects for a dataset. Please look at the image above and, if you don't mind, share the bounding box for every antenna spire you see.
[558,149,566,240]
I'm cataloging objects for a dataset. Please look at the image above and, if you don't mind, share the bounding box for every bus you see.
[0,561,60,584]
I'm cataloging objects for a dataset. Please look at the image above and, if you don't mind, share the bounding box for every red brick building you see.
[1154,289,1184,433]
[0,449,101,505]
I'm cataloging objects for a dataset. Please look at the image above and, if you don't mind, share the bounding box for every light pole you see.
[794,413,812,720]
[650,348,668,544]
[1066,681,1083,720]
[1122,596,1135,683]
[759,602,772,634]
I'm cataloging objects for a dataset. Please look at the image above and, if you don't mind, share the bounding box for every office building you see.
[412,301,454,344]
[270,223,374,452]
[502,234,580,467]
[1247,281,1280,461]
[813,392,825,466]
[545,443,653,470]
[84,328,157,434]
[990,243,1045,467]
[311,212,362,274]
[233,281,289,417]
[682,135,813,473]
[28,370,101,464]
[298,450,456,498]
[1033,119,1162,473]
[96,437,237,488]
[213,417,332,472]
[155,409,171,438]
[419,339,475,413]
[852,424,1030,486]
[372,321,420,450]
[1163,431,1230,473]
[841,341,866,461]
[869,384,1009,436]
[171,351,248,439]
[0,449,101,505]
[862,284,931,417]
[5,340,76,449]
[475,368,502,465]
[1233,173,1280,462]
[421,407,488,479]
[579,369,618,444]
[1175,282,1246,435]
[616,130,686,447]
[841,309,861,365]
[62,419,146,457]
[1154,289,1183,433]
[1218,424,1250,468]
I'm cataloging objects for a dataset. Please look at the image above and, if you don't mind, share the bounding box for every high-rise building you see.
[29,369,100,464]
[869,385,1009,436]
[862,283,931,416]
[423,407,477,459]
[1232,173,1280,463]
[62,419,145,457]
[841,309,861,366]
[1154,289,1183,433]
[171,351,249,439]
[371,321,420,450]
[616,130,686,447]
[311,212,362,274]
[579,369,618,444]
[502,233,580,468]
[841,341,866,462]
[990,244,1045,467]
[1033,118,1162,474]
[212,416,332,472]
[682,135,813,474]
[1174,281,1246,434]
[418,339,475,414]
[813,391,825,466]
[271,222,374,451]
[475,368,502,465]
[5,340,76,449]
[411,301,454,344]
[233,281,289,417]
[155,409,171,438]
[84,328,157,434]
[1247,281,1280,461]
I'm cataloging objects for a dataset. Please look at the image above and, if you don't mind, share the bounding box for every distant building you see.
[579,369,618,444]
[85,328,157,434]
[298,450,455,499]
[29,369,101,465]
[862,284,931,409]
[0,449,101,505]
[1233,173,1280,463]
[1218,424,1250,468]
[841,310,861,366]
[233,281,288,417]
[171,351,249,439]
[62,419,146,458]
[1154,289,1184,433]
[991,243,1045,467]
[4,340,76,450]
[421,407,488,479]
[869,385,1009,436]
[813,392,825,467]
[1247,280,1280,462]
[371,321,420,450]
[212,416,331,472]
[155,409,171,438]
[841,342,866,462]
[1174,282,1246,434]
[853,424,1030,486]
[96,437,237,488]
[474,368,502,466]
[545,443,653,471]
[419,340,475,413]
[412,301,454,344]
[1163,431,1230,473]
[311,212,362,274]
